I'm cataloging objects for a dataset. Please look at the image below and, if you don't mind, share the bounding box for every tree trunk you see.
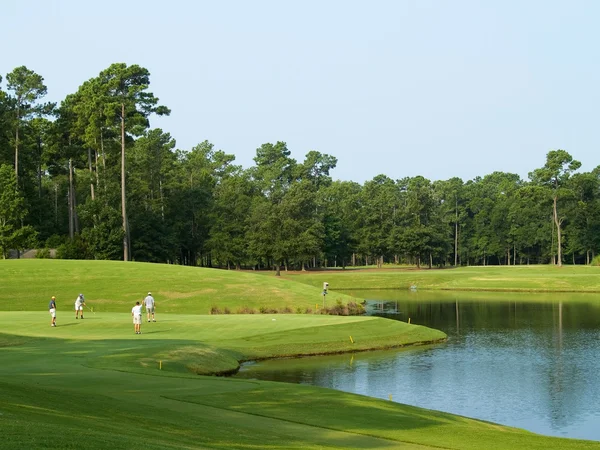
[553,195,562,267]
[14,107,20,188]
[68,159,74,240]
[88,147,95,201]
[454,198,458,266]
[37,135,42,198]
[54,183,58,226]
[121,103,130,261]
[159,179,165,221]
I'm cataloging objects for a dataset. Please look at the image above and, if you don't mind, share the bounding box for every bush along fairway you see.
[1,260,600,449]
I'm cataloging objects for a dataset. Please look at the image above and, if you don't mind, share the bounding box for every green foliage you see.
[2,63,600,271]
[0,164,38,257]
[35,248,51,258]
[590,255,600,266]
[56,236,90,259]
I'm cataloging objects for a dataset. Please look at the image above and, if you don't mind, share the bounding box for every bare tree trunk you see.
[454,197,458,266]
[14,107,20,188]
[88,147,95,201]
[94,148,100,197]
[54,183,58,226]
[37,135,42,198]
[68,159,74,240]
[121,103,130,261]
[553,196,562,266]
[73,178,79,234]
[100,130,107,194]
[159,179,165,221]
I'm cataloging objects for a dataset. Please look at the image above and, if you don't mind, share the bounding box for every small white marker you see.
[272,318,276,321]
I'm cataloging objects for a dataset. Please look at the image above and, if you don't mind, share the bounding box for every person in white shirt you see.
[74,294,86,319]
[132,301,143,334]
[144,292,156,322]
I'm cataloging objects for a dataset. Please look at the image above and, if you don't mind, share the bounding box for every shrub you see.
[304,307,313,314]
[295,307,303,314]
[259,306,269,314]
[237,306,256,314]
[35,248,52,259]
[223,307,231,314]
[210,306,222,315]
[347,301,366,315]
[280,306,293,314]
[56,237,90,260]
[45,234,64,248]
[591,255,600,266]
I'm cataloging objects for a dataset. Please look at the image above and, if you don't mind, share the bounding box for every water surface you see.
[235,291,600,441]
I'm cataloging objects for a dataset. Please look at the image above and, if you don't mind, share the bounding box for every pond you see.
[234,291,600,441]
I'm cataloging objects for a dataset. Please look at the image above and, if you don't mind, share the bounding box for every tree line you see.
[1,63,599,269]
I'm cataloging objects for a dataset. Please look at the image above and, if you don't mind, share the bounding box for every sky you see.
[2,0,599,184]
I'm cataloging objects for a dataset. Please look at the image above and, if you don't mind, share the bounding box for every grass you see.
[1,260,599,449]
[0,259,356,312]
[1,312,597,449]
[279,265,600,293]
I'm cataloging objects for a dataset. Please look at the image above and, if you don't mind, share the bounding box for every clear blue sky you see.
[3,0,599,183]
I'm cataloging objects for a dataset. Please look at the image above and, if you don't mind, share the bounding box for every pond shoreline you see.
[228,336,448,376]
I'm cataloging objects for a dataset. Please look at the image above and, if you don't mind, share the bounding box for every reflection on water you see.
[235,291,600,441]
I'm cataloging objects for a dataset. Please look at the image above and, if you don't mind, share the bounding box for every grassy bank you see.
[280,265,600,293]
[1,312,597,449]
[2,259,599,449]
[0,259,356,312]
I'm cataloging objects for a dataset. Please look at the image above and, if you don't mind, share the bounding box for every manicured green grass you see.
[280,265,600,294]
[1,312,597,449]
[2,260,599,449]
[0,259,356,312]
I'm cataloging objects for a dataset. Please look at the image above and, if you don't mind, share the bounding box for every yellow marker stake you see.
[408,318,411,324]
[159,361,162,370]
[389,394,393,401]
[349,335,354,344]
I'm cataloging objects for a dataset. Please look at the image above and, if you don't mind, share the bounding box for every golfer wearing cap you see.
[48,296,57,327]
[144,292,156,322]
[74,293,86,319]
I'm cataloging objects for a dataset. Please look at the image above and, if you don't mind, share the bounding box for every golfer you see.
[75,293,86,319]
[49,296,57,327]
[132,301,143,334]
[144,292,156,322]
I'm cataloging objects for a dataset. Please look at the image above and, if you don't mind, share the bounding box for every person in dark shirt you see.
[49,296,57,327]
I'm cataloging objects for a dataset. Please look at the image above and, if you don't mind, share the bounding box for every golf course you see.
[2,260,600,449]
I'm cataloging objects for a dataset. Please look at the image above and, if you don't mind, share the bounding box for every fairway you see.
[2,260,600,449]
[280,265,600,294]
